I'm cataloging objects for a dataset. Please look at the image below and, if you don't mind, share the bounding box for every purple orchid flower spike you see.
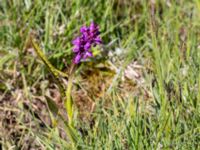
[72,22,102,64]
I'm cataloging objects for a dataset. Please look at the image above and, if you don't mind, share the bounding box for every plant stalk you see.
[65,63,75,126]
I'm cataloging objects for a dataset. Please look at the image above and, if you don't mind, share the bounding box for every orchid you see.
[72,22,102,64]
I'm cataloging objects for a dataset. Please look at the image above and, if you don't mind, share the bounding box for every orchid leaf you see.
[45,96,59,116]
[31,38,66,97]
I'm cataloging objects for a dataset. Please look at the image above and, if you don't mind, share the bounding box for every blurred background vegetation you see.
[0,0,200,149]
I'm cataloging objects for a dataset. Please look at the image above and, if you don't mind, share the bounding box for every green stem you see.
[65,64,75,126]
[65,76,73,126]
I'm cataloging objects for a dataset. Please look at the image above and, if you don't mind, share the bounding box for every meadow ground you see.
[0,0,200,149]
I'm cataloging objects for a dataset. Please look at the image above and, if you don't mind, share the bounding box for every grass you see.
[0,0,200,149]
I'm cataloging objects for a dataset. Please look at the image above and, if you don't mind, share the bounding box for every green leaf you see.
[31,38,67,98]
[0,53,15,70]
[30,38,68,78]
[0,83,7,90]
[45,96,59,116]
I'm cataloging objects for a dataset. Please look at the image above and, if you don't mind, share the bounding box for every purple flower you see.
[72,22,102,64]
